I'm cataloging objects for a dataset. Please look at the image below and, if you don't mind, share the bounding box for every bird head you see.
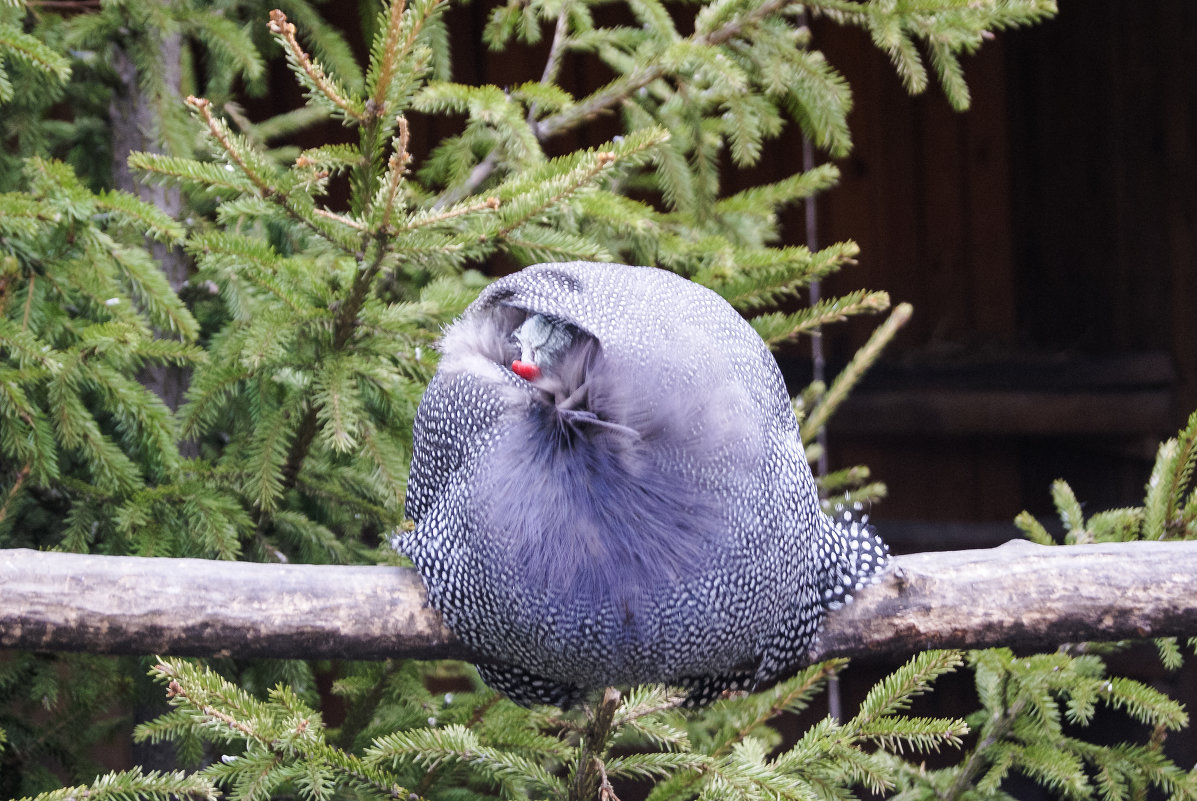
[509,313,570,382]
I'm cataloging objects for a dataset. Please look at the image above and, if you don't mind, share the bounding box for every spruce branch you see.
[804,0,1056,110]
[127,152,257,194]
[12,768,218,801]
[186,96,277,197]
[535,0,794,139]
[802,302,913,443]
[409,694,503,795]
[365,0,446,124]
[375,117,413,231]
[270,151,405,505]
[594,757,618,801]
[313,207,368,231]
[569,688,623,801]
[405,195,501,232]
[711,661,844,758]
[750,288,891,346]
[274,228,388,498]
[933,646,1193,801]
[22,273,35,329]
[431,150,502,210]
[366,0,410,119]
[0,20,72,94]
[0,460,31,525]
[538,2,574,89]
[267,9,364,123]
[183,96,356,252]
[496,150,617,238]
[144,660,415,801]
[156,663,256,739]
[434,0,813,202]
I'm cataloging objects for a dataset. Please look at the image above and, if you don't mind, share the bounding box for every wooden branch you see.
[0,549,462,662]
[2,541,1196,665]
[804,539,1197,663]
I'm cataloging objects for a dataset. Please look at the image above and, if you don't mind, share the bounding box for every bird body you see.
[398,262,888,706]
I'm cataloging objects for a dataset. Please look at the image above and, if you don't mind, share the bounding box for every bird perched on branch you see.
[397,262,888,707]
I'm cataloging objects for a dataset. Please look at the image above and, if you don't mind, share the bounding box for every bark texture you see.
[2,541,1195,664]
[0,549,461,661]
[804,539,1197,662]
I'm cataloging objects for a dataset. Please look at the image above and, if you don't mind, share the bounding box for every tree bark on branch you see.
[2,540,1195,664]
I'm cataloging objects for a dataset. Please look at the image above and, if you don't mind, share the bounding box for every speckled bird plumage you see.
[397,261,889,707]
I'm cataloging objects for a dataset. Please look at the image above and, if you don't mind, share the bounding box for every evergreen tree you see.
[2,0,1194,798]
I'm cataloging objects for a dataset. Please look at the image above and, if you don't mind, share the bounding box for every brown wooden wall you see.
[789,1,1197,547]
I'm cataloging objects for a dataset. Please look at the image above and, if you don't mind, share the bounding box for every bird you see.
[396,261,889,707]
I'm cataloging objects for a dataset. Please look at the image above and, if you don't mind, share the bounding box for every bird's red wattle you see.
[511,360,541,381]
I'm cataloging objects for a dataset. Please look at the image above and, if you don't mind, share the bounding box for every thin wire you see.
[804,133,830,481]
[797,14,840,724]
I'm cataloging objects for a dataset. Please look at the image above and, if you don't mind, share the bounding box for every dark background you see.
[810,2,1196,551]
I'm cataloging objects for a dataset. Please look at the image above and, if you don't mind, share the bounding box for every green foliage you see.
[15,1,1192,800]
[0,154,209,550]
[880,648,1196,801]
[75,657,964,801]
[810,0,1057,111]
[9,768,216,801]
[0,12,71,104]
[1015,408,1197,546]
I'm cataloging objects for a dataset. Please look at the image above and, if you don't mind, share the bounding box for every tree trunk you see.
[108,30,191,771]
[110,35,194,430]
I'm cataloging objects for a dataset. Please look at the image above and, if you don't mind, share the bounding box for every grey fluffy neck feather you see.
[441,307,717,629]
